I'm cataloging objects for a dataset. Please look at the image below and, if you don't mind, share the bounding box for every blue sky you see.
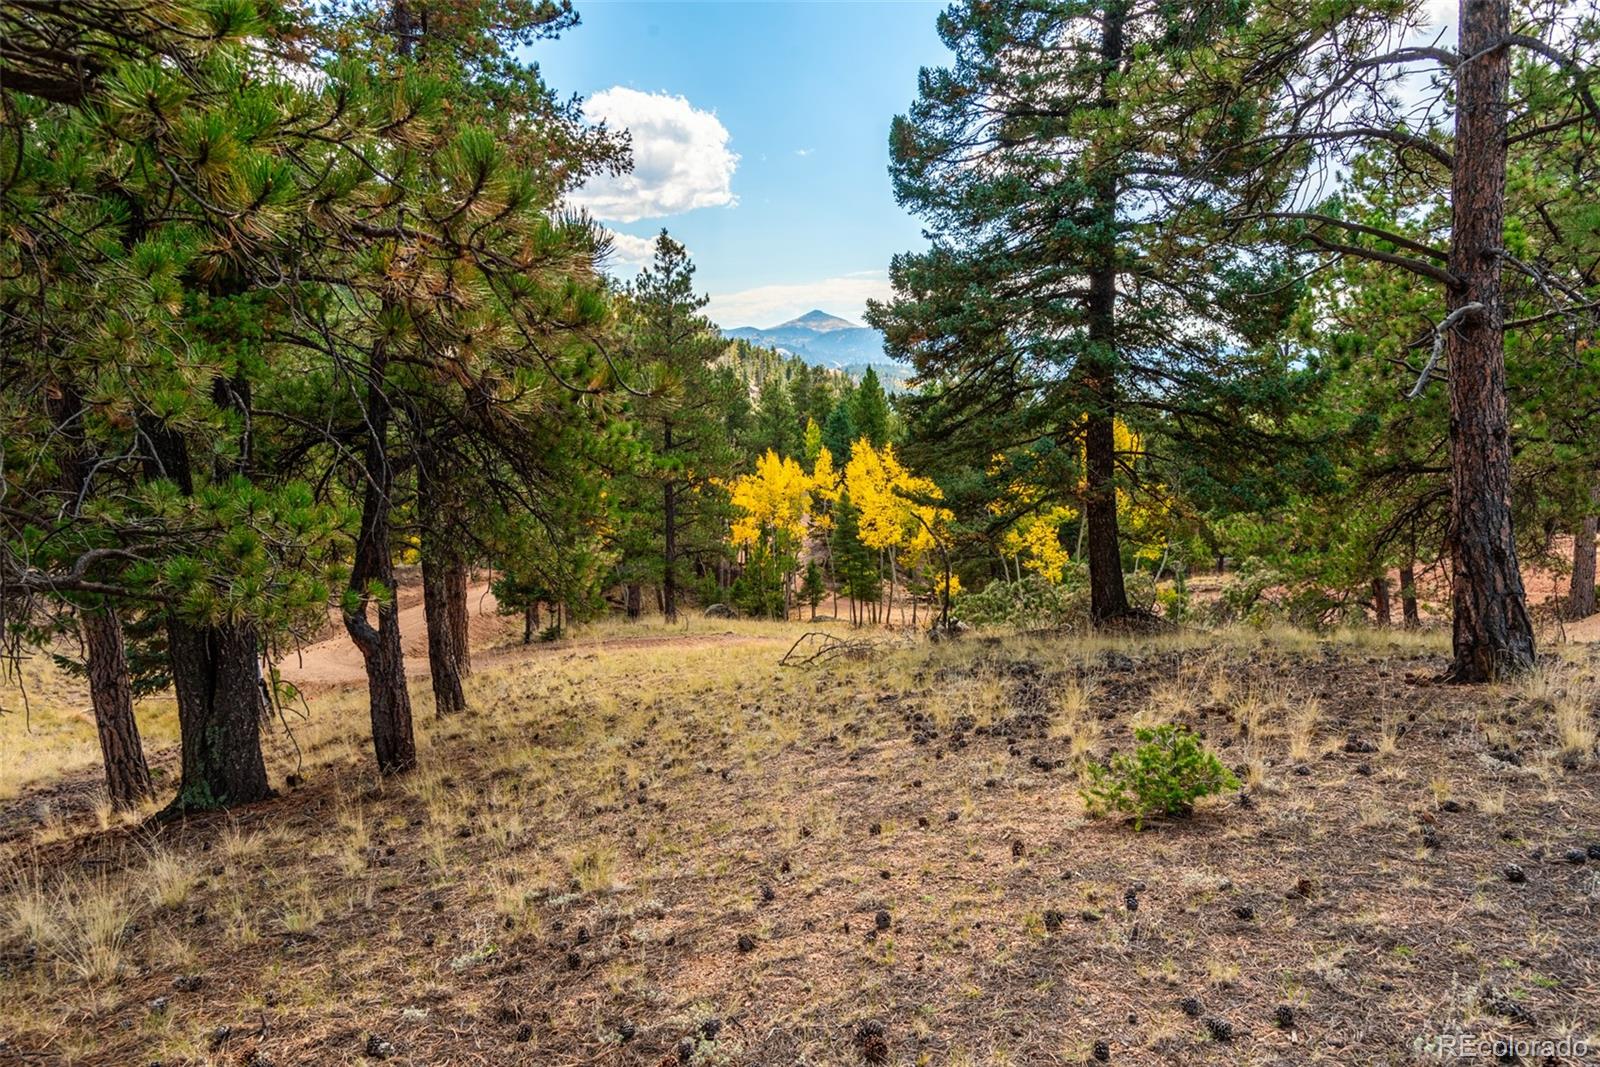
[527,1,949,328]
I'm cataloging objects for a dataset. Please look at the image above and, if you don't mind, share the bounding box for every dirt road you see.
[275,577,518,692]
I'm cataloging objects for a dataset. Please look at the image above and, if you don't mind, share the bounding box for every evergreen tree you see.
[851,367,892,449]
[621,233,740,621]
[831,495,882,626]
[870,0,1305,623]
[822,395,859,466]
[755,375,803,459]
[802,560,826,620]
[1178,0,1600,677]
[1,0,361,810]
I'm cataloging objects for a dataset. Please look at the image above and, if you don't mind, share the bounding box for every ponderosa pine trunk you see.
[135,416,272,813]
[417,453,470,715]
[166,616,271,812]
[445,557,470,675]
[421,551,466,716]
[663,475,679,623]
[1372,576,1392,626]
[626,583,643,621]
[79,606,153,811]
[344,336,417,774]
[1082,0,1130,625]
[1569,511,1598,620]
[47,386,154,811]
[1399,563,1421,628]
[1443,0,1534,681]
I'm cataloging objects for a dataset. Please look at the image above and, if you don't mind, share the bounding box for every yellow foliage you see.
[1001,505,1077,583]
[843,439,951,563]
[728,450,809,549]
[807,446,840,532]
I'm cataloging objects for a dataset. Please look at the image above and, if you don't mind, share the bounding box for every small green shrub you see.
[1080,724,1239,829]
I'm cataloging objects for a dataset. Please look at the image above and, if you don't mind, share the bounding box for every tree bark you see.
[417,452,470,716]
[1569,512,1598,620]
[1443,0,1534,681]
[344,336,417,773]
[885,553,897,629]
[46,386,154,811]
[166,617,271,812]
[1372,576,1392,626]
[663,479,679,623]
[134,412,272,813]
[626,582,643,621]
[445,557,470,675]
[1399,563,1421,628]
[421,552,466,716]
[79,607,153,811]
[1082,0,1131,625]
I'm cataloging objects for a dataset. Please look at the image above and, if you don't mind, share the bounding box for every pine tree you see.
[1,0,361,810]
[755,375,803,459]
[622,233,740,622]
[870,0,1304,624]
[822,397,859,466]
[831,495,881,626]
[802,561,826,620]
[851,367,892,449]
[1179,0,1600,677]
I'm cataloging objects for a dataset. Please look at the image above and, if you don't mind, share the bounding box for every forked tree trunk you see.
[166,617,271,812]
[1569,512,1598,620]
[1443,0,1534,681]
[1399,563,1421,628]
[1372,577,1392,627]
[417,457,470,715]
[79,607,153,811]
[344,337,417,774]
[1083,0,1131,625]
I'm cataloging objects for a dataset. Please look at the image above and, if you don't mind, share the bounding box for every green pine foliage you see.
[1080,724,1240,831]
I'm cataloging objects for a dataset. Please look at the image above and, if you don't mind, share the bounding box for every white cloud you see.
[794,147,813,157]
[600,229,660,275]
[705,271,894,329]
[570,87,738,223]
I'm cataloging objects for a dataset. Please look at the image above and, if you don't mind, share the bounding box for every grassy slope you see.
[2,622,1598,1065]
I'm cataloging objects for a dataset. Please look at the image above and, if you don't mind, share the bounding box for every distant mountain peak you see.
[721,310,907,389]
[777,309,858,332]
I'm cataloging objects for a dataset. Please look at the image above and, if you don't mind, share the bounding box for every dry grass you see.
[5,865,132,984]
[141,844,198,911]
[0,655,179,801]
[4,620,1599,1066]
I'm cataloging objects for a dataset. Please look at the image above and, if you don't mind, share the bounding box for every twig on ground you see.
[779,631,882,668]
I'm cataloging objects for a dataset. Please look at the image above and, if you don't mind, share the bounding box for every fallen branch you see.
[779,631,882,668]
